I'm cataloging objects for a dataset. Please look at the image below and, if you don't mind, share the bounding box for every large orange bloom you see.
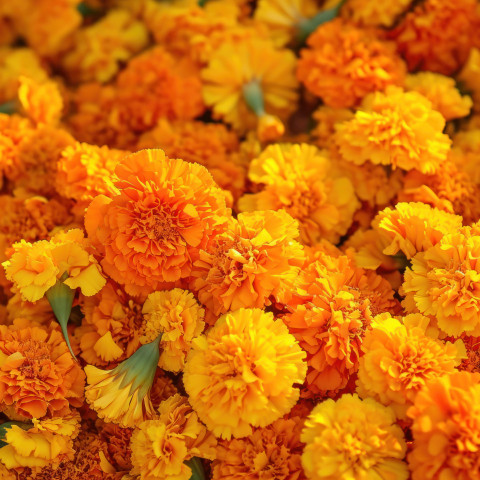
[85,149,229,296]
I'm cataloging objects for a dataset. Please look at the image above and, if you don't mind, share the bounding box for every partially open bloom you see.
[183,308,307,439]
[0,320,85,419]
[85,149,229,296]
[301,394,408,480]
[357,313,465,419]
[297,19,405,108]
[335,86,451,174]
[130,394,217,480]
[407,372,480,480]
[238,144,359,245]
[140,289,205,373]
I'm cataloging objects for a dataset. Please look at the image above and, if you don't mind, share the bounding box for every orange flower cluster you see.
[0,1,480,480]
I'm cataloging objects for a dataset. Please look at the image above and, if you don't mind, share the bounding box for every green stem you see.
[0,101,16,115]
[186,457,206,480]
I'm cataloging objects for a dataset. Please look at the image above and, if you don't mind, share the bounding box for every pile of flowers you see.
[1,0,480,479]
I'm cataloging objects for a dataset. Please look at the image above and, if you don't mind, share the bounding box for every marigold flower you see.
[297,19,405,108]
[97,421,133,474]
[311,106,354,149]
[401,226,480,337]
[150,369,178,409]
[5,292,55,326]
[450,129,480,185]
[190,211,304,320]
[458,48,480,111]
[335,86,451,174]
[341,0,412,27]
[0,411,80,471]
[0,320,85,419]
[407,372,480,480]
[183,308,307,439]
[374,202,463,259]
[212,416,306,480]
[130,394,217,480]
[301,394,408,480]
[357,313,465,419]
[141,289,205,373]
[238,144,359,245]
[85,149,229,296]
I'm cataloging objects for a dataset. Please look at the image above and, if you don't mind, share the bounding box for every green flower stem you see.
[0,101,16,115]
[186,457,206,480]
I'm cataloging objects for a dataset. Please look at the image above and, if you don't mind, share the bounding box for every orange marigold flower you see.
[150,369,178,409]
[85,149,228,296]
[297,19,405,108]
[459,335,480,374]
[97,421,133,474]
[0,320,85,419]
[405,72,472,121]
[238,144,359,245]
[450,129,480,185]
[401,226,480,337]
[183,308,307,439]
[190,211,304,320]
[357,313,465,419]
[0,411,80,471]
[458,47,480,112]
[130,394,217,480]
[301,394,408,480]
[212,416,306,480]
[374,202,463,259]
[341,0,412,27]
[407,372,480,480]
[389,0,478,75]
[335,86,451,174]
[141,289,205,373]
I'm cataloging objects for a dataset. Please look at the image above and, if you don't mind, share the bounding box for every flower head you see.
[183,308,307,439]
[341,0,412,27]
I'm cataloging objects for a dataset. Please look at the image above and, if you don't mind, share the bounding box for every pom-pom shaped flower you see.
[357,313,465,419]
[402,227,480,337]
[183,308,307,439]
[335,86,451,174]
[297,19,405,108]
[190,211,304,320]
[0,320,85,419]
[238,144,359,245]
[374,202,463,259]
[130,394,217,480]
[140,289,205,373]
[301,394,408,480]
[85,149,229,296]
[407,372,480,480]
[212,416,306,480]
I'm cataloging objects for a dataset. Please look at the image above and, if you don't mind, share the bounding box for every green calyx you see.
[186,457,206,480]
[242,79,266,117]
[0,101,16,115]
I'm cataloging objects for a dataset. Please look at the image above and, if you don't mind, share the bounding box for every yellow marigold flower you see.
[301,394,408,480]
[405,72,472,121]
[374,202,463,259]
[130,394,217,480]
[84,335,161,428]
[297,19,405,108]
[212,416,305,480]
[407,372,480,480]
[238,143,358,245]
[85,149,229,296]
[61,9,149,83]
[401,226,480,337]
[190,211,304,320]
[140,289,205,373]
[311,106,354,149]
[357,313,465,420]
[335,86,451,174]
[0,411,80,471]
[183,308,307,439]
[202,37,298,135]
[458,47,480,112]
[390,0,478,75]
[3,228,105,303]
[341,0,412,27]
[5,292,55,326]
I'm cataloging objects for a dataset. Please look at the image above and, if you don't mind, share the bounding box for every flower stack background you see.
[0,0,480,479]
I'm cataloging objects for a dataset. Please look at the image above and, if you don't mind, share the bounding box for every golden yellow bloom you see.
[458,47,480,112]
[357,313,464,419]
[401,226,480,337]
[184,308,306,439]
[374,202,463,259]
[342,0,412,27]
[202,37,298,135]
[301,394,408,480]
[141,289,205,373]
[130,394,216,480]
[335,86,451,174]
[311,106,354,149]
[0,411,80,471]
[405,72,472,121]
[238,144,359,245]
[407,372,480,480]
